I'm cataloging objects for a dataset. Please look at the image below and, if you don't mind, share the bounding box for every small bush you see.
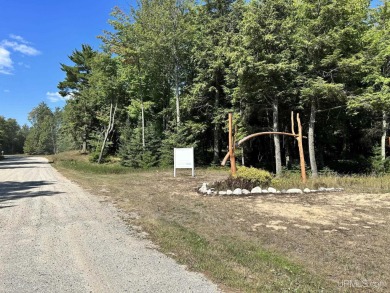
[88,151,100,163]
[234,166,272,187]
[370,146,390,174]
[212,177,258,191]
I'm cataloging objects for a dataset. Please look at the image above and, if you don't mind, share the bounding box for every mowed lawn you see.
[51,153,390,292]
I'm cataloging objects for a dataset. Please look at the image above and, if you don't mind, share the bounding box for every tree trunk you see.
[308,99,318,177]
[82,124,87,154]
[141,99,145,149]
[285,138,291,169]
[272,97,282,176]
[382,111,388,161]
[175,64,180,126]
[98,102,117,164]
[213,88,220,164]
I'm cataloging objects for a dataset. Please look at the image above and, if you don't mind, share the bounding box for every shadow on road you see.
[0,181,63,205]
[0,156,48,169]
[0,205,17,209]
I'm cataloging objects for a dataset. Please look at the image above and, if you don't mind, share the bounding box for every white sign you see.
[174,147,194,177]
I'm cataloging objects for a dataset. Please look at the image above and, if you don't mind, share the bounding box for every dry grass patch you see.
[51,153,390,292]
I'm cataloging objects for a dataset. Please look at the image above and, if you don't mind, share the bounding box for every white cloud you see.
[4,89,10,93]
[1,40,40,56]
[9,34,29,44]
[0,47,13,74]
[46,92,71,103]
[0,35,40,75]
[18,62,30,69]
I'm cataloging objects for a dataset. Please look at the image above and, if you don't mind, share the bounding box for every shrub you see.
[234,166,273,187]
[89,151,102,163]
[118,125,160,168]
[212,177,259,191]
[370,146,390,174]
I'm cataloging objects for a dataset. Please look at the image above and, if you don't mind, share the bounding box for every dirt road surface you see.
[0,156,220,293]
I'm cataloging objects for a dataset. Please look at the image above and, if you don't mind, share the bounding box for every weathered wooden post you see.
[223,111,306,183]
[228,113,236,176]
[296,113,307,184]
[291,112,307,184]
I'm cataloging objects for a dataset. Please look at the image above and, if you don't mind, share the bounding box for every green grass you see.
[146,220,329,292]
[272,171,390,193]
[48,151,140,174]
[56,160,134,174]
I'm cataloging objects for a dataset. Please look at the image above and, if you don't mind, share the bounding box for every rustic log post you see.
[297,113,307,184]
[228,113,236,176]
[291,111,296,135]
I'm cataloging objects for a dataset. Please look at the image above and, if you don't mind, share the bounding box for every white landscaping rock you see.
[242,189,250,195]
[218,191,227,195]
[199,183,208,193]
[267,187,277,193]
[226,189,233,195]
[233,188,242,195]
[262,189,268,193]
[303,188,311,193]
[206,189,212,195]
[251,186,262,194]
[286,188,303,194]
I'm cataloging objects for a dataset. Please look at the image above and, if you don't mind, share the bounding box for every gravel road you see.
[0,156,221,293]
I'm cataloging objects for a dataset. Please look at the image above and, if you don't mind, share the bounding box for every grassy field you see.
[48,152,390,292]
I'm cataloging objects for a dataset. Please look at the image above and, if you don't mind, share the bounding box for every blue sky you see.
[0,0,383,126]
[0,0,134,125]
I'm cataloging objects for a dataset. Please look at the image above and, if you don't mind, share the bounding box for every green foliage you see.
[24,102,60,155]
[160,122,200,167]
[18,0,390,174]
[0,116,27,154]
[89,151,105,163]
[58,44,98,153]
[234,166,273,187]
[370,146,390,174]
[211,177,259,192]
[118,124,161,168]
[57,160,132,175]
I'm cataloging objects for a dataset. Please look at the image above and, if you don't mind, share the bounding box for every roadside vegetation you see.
[5,0,386,181]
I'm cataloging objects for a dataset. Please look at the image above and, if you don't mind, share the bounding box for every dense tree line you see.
[0,116,28,154]
[25,0,390,174]
[24,102,65,155]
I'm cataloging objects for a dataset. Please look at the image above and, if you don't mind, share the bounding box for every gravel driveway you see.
[0,156,220,293]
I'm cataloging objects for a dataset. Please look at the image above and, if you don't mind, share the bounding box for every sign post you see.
[174,147,195,177]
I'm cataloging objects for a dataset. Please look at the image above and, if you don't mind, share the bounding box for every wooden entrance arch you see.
[222,112,307,183]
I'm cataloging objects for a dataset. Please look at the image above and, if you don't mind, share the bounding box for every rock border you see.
[198,183,344,196]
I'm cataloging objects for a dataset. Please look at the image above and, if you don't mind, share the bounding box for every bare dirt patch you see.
[234,191,390,292]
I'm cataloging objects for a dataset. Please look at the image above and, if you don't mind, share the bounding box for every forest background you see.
[1,0,390,177]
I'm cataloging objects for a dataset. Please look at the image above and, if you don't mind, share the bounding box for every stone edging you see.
[198,183,344,196]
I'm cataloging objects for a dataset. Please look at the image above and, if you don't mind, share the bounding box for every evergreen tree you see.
[294,0,370,176]
[58,44,98,153]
